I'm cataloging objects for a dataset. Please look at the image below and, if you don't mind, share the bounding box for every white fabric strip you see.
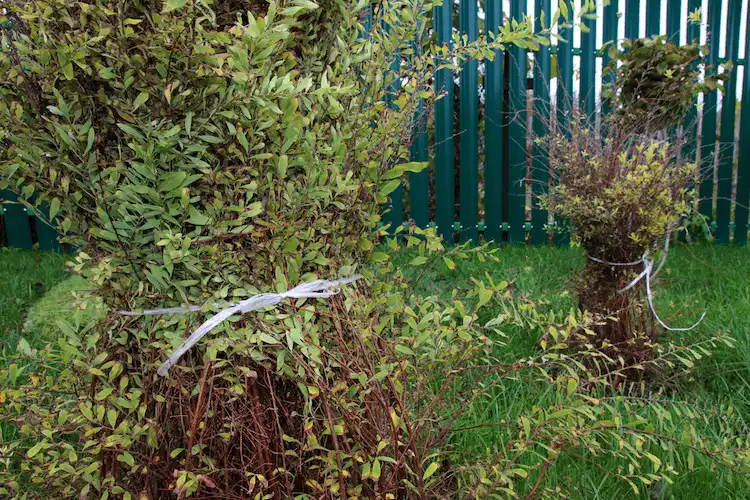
[118,275,363,376]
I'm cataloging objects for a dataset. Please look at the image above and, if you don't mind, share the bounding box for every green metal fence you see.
[383,0,750,245]
[2,0,750,249]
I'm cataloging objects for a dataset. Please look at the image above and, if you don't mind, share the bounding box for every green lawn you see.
[393,243,750,499]
[3,244,750,498]
[0,248,69,364]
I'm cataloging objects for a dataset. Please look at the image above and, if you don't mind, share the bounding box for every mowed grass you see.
[394,243,750,499]
[3,245,749,497]
[0,248,69,364]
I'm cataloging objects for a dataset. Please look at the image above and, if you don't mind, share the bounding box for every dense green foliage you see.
[602,35,726,134]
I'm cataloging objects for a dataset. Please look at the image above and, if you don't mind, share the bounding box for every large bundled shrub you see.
[0,0,548,496]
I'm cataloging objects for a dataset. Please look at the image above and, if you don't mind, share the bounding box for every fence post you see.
[579,1,597,119]
[434,0,455,243]
[508,0,527,243]
[699,0,723,225]
[484,0,505,245]
[737,47,750,245]
[1,190,33,249]
[625,0,639,39]
[716,0,743,244]
[530,0,551,245]
[554,4,574,246]
[666,0,681,42]
[459,0,479,243]
[645,0,660,37]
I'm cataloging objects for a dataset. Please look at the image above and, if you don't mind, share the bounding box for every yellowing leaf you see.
[423,462,439,481]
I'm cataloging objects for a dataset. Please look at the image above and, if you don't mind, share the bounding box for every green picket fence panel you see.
[625,0,639,39]
[579,1,597,120]
[409,17,430,230]
[666,0,681,41]
[410,100,430,229]
[554,9,574,247]
[601,0,618,115]
[1,190,33,250]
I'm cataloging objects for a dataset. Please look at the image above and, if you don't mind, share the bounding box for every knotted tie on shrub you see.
[118,275,363,376]
[588,232,706,332]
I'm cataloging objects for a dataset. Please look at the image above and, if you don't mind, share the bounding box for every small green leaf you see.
[163,0,187,13]
[158,172,187,193]
[409,256,428,266]
[188,206,210,225]
[567,377,578,396]
[27,441,47,458]
[133,91,149,111]
[380,179,401,197]
[118,451,135,467]
[371,459,381,480]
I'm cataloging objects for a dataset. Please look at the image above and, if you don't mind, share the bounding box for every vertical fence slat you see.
[484,0,504,244]
[409,99,430,228]
[699,0,723,223]
[36,204,61,252]
[716,0,742,244]
[666,0,681,42]
[531,0,551,245]
[682,0,701,171]
[601,0,618,115]
[625,0,639,39]
[555,11,574,246]
[645,0,660,37]
[1,190,33,249]
[736,47,750,244]
[579,1,597,119]
[434,0,454,242]
[459,0,479,243]
[508,0,527,243]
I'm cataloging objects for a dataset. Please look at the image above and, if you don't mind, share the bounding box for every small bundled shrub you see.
[540,35,723,360]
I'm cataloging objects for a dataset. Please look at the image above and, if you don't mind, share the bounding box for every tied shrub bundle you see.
[540,35,722,361]
[0,0,551,497]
